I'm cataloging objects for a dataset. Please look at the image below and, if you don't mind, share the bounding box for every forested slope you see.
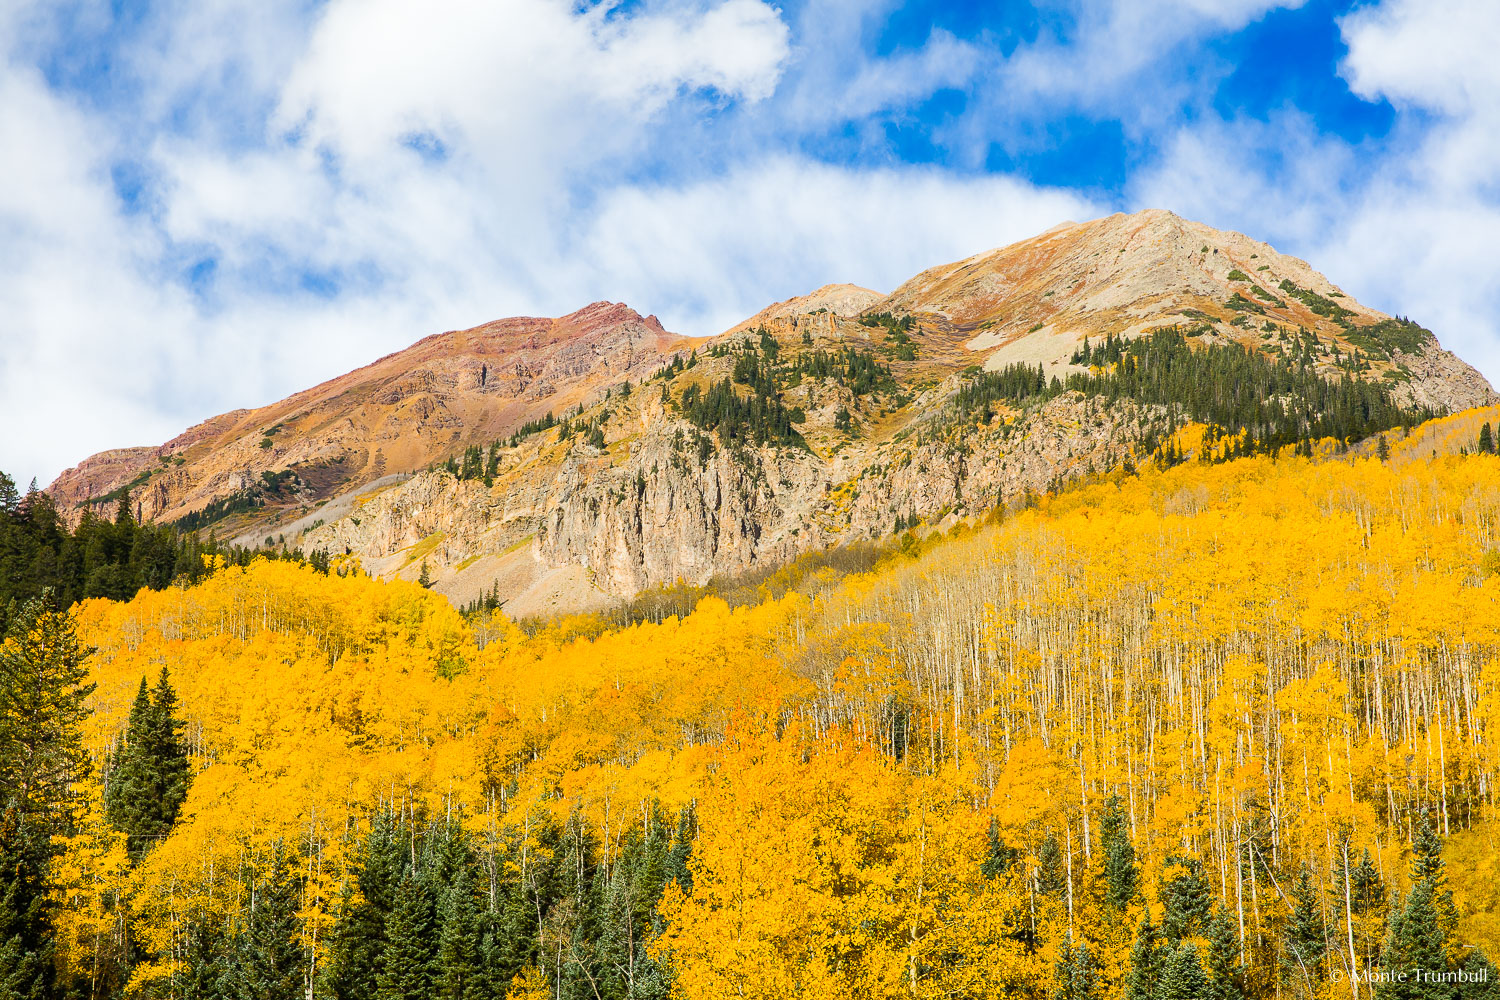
[9,408,1500,998]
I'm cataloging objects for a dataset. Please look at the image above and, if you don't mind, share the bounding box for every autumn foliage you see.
[36,418,1500,998]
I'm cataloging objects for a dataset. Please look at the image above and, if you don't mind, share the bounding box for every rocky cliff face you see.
[299,385,1158,609]
[1392,339,1498,413]
[50,210,1498,615]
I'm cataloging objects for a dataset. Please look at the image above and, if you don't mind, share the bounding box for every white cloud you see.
[278,0,789,163]
[1341,0,1500,116]
[1126,114,1354,243]
[1000,0,1304,110]
[579,158,1095,334]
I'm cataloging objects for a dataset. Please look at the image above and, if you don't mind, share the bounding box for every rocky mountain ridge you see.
[48,210,1496,616]
[48,302,688,527]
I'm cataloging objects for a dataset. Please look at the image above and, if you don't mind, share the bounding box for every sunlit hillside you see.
[25,409,1500,998]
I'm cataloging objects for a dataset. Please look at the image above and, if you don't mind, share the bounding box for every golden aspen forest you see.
[8,406,1500,1000]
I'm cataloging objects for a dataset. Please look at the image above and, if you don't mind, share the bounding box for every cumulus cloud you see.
[278,0,790,163]
[997,0,1304,110]
[1341,0,1500,116]
[1321,0,1500,375]
[578,159,1094,333]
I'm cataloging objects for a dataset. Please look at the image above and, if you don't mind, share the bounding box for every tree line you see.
[0,473,329,635]
[957,327,1431,460]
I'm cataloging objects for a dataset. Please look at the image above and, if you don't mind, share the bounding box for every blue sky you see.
[2,0,1498,485]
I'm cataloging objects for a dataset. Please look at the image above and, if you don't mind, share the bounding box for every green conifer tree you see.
[1037,836,1067,898]
[1379,813,1459,1000]
[979,817,1015,880]
[1379,881,1452,1000]
[1100,794,1139,911]
[1206,906,1245,1000]
[106,667,191,858]
[1160,856,1212,941]
[0,806,52,1000]
[150,666,191,826]
[1126,916,1168,1000]
[1283,865,1326,997]
[667,805,694,894]
[0,593,95,826]
[235,849,305,1000]
[326,817,405,1000]
[436,865,481,1000]
[0,593,94,1000]
[1412,812,1458,932]
[1057,934,1101,1000]
[180,907,230,1000]
[1158,943,1209,1000]
[376,872,436,1000]
[105,676,155,853]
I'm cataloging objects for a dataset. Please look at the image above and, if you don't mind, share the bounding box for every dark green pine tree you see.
[599,816,675,1000]
[1158,942,1209,1000]
[1379,813,1458,1000]
[105,676,156,853]
[484,880,540,992]
[0,593,96,825]
[233,850,305,1000]
[325,817,406,1000]
[435,864,482,1000]
[106,667,191,858]
[149,666,192,824]
[1411,811,1458,932]
[1036,835,1067,898]
[1205,906,1246,1000]
[566,859,609,1000]
[0,806,53,1000]
[1099,794,1140,911]
[0,593,95,1000]
[667,805,695,894]
[1480,422,1495,455]
[180,907,231,1000]
[1057,934,1101,1000]
[1282,865,1327,996]
[1160,856,1212,941]
[1380,880,1453,1000]
[376,871,436,1000]
[979,817,1016,880]
[628,815,675,997]
[1456,950,1500,1000]
[1125,916,1168,1000]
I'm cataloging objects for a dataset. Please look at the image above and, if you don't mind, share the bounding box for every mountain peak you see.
[721,282,884,336]
[48,303,691,526]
